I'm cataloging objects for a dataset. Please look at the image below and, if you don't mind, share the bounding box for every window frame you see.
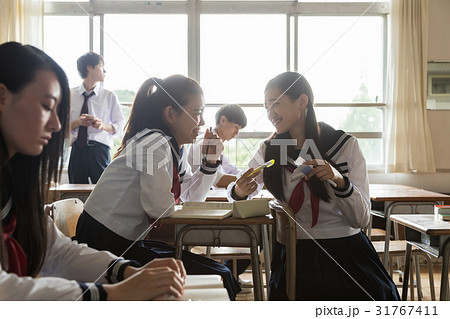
[44,0,389,170]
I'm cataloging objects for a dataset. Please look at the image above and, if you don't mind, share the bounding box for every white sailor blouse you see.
[227,123,371,240]
[84,129,219,241]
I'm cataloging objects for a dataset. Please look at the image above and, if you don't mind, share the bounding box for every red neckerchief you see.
[2,213,27,276]
[286,166,320,228]
[171,162,181,204]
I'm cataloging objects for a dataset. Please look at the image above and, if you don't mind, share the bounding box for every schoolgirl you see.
[0,42,185,300]
[75,75,240,299]
[228,72,400,300]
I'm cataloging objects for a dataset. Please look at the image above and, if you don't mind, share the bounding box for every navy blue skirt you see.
[269,232,400,300]
[75,211,241,300]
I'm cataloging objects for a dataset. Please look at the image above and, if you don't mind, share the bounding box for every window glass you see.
[298,16,384,103]
[104,14,188,103]
[43,16,90,87]
[201,14,286,104]
[315,107,383,133]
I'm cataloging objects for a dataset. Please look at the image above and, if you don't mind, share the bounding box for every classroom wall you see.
[428,0,450,62]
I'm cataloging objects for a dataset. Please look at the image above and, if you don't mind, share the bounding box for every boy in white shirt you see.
[68,52,125,184]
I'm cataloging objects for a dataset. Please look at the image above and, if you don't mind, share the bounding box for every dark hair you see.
[77,52,104,79]
[262,71,330,203]
[115,75,203,158]
[215,104,247,128]
[0,42,70,276]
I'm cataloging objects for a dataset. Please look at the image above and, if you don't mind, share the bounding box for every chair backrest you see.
[50,198,84,238]
[269,199,297,300]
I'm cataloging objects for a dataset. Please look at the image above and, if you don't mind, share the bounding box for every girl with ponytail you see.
[228,72,399,301]
[75,75,240,300]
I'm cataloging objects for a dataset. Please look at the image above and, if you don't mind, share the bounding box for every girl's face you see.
[264,86,307,135]
[169,94,205,145]
[0,69,62,158]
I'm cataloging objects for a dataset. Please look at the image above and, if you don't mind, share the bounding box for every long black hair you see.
[115,74,203,158]
[0,42,70,276]
[262,72,330,203]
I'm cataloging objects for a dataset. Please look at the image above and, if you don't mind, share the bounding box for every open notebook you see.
[163,274,230,301]
[170,198,270,220]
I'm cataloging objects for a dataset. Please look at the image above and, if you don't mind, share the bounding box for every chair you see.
[268,200,297,300]
[371,240,436,301]
[48,198,84,238]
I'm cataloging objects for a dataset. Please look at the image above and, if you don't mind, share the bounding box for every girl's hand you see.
[105,263,185,300]
[202,128,224,164]
[233,168,260,199]
[124,258,186,282]
[303,159,346,189]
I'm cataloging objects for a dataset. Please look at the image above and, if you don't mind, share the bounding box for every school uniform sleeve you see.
[0,262,85,300]
[226,142,266,202]
[41,217,130,284]
[179,147,219,202]
[108,92,125,137]
[0,218,136,300]
[138,135,177,220]
[329,137,370,229]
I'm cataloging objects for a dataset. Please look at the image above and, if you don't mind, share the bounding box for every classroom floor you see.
[234,262,449,301]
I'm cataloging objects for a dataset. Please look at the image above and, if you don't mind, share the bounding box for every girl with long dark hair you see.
[0,42,185,300]
[75,75,240,300]
[228,72,399,301]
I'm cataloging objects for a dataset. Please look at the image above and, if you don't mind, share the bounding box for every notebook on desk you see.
[171,202,233,219]
[162,274,230,301]
[170,198,270,219]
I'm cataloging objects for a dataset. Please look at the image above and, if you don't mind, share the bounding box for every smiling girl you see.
[228,72,399,301]
[74,75,240,299]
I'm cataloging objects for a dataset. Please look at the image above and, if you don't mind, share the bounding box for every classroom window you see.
[298,16,384,103]
[43,16,90,87]
[44,1,388,169]
[200,14,286,104]
[104,14,188,103]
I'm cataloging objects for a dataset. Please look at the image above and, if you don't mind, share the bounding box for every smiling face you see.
[264,86,308,136]
[0,69,62,158]
[167,94,205,146]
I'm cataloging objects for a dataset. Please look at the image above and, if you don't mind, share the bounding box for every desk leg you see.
[383,206,393,269]
[402,243,412,301]
[262,225,271,300]
[174,225,264,301]
[440,240,450,301]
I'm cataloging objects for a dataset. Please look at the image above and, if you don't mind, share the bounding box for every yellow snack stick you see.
[248,159,275,177]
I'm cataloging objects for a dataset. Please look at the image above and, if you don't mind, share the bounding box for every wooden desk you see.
[49,184,95,203]
[369,184,450,267]
[390,214,450,300]
[160,215,274,301]
[48,184,272,203]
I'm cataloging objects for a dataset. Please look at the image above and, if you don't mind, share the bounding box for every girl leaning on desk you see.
[0,42,186,300]
[228,71,400,301]
[73,75,241,299]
